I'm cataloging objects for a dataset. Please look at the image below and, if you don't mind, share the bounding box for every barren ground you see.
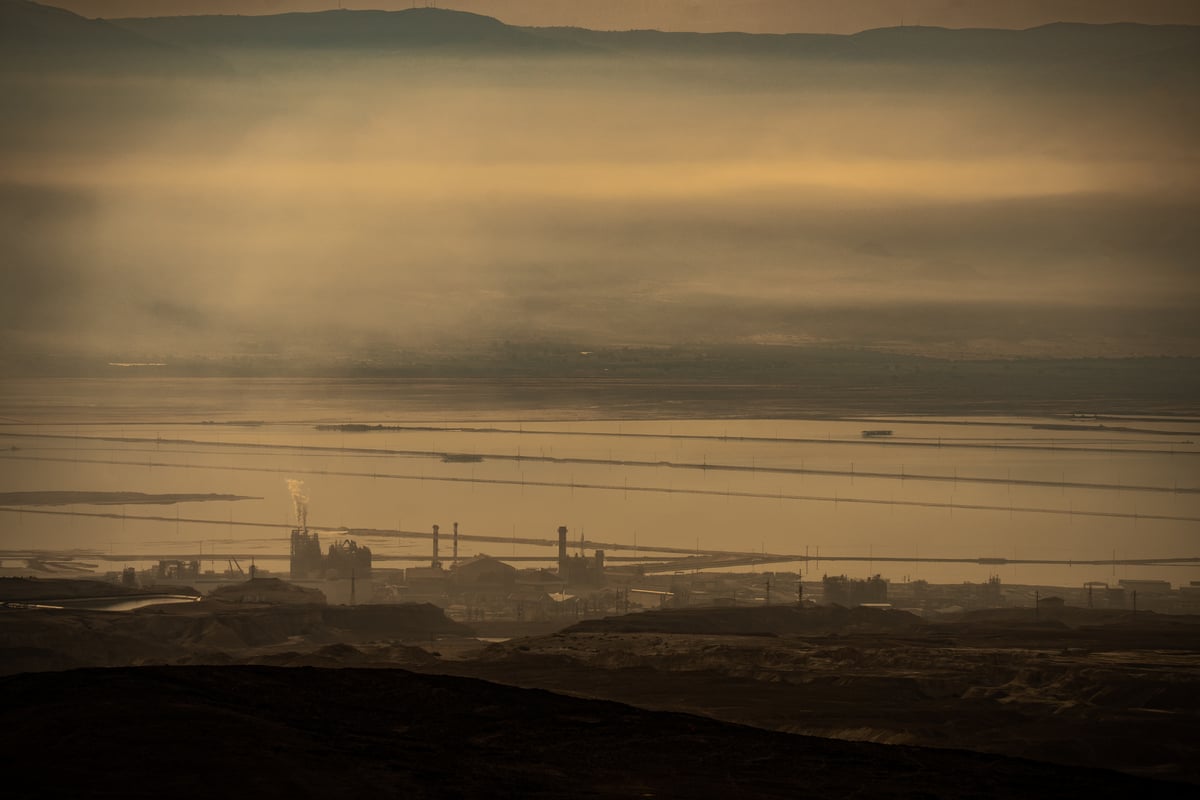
[2,590,1197,794]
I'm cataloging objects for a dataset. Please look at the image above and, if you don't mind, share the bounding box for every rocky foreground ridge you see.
[3,583,1197,792]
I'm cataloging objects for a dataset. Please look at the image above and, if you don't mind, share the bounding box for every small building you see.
[559,552,606,586]
[1118,579,1172,595]
[157,559,199,580]
[404,565,450,604]
[516,568,564,593]
[453,555,518,613]
[1036,595,1067,619]
[453,555,517,589]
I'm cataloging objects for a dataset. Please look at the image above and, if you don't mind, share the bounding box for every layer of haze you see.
[2,11,1199,366]
[55,1,1200,34]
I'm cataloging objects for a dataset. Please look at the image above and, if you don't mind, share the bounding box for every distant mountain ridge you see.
[113,6,563,51]
[0,0,215,69]
[0,0,158,48]
[6,0,1198,67]
[537,20,1200,72]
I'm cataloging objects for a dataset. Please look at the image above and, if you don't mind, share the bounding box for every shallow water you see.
[0,378,1196,588]
[9,595,201,612]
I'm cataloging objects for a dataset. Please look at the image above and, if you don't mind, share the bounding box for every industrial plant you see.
[99,511,1200,618]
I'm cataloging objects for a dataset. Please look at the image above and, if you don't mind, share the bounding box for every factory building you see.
[453,555,518,589]
[290,527,373,580]
[555,525,606,586]
[822,574,888,606]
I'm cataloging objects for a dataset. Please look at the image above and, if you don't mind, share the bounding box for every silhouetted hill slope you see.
[0,0,220,71]
[847,21,1200,63]
[13,2,1200,77]
[565,604,926,636]
[0,0,147,47]
[117,7,566,52]
[531,19,1199,66]
[0,666,1183,798]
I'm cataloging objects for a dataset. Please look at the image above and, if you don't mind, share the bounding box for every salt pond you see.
[0,378,1196,588]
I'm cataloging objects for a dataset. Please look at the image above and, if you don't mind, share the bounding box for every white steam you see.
[286,478,309,528]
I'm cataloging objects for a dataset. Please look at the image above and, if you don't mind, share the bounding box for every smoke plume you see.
[286,479,309,528]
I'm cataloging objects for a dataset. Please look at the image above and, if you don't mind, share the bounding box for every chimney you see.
[558,525,568,573]
[432,524,441,569]
[453,521,459,566]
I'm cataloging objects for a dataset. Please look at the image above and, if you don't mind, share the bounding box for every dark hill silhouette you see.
[10,2,1199,74]
[0,0,150,47]
[0,0,221,71]
[108,8,1200,89]
[1,666,1182,798]
[528,26,839,57]
[565,604,926,636]
[846,22,1200,65]
[116,7,567,52]
[543,19,1199,68]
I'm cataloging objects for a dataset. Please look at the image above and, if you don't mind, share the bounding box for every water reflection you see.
[0,382,1196,589]
[7,595,201,612]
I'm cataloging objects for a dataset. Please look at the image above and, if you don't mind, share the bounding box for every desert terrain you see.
[3,578,1197,796]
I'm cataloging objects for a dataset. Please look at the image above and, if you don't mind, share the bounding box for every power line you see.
[25,441,1196,495]
[4,427,1197,459]
[2,452,1198,523]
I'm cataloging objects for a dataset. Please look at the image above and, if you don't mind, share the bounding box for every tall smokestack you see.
[558,525,568,573]
[453,522,459,566]
[432,524,441,569]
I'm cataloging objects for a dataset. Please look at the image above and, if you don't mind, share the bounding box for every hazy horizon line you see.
[42,0,1200,37]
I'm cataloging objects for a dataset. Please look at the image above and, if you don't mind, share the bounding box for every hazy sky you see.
[53,0,1200,33]
[4,45,1197,364]
[3,4,1198,367]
